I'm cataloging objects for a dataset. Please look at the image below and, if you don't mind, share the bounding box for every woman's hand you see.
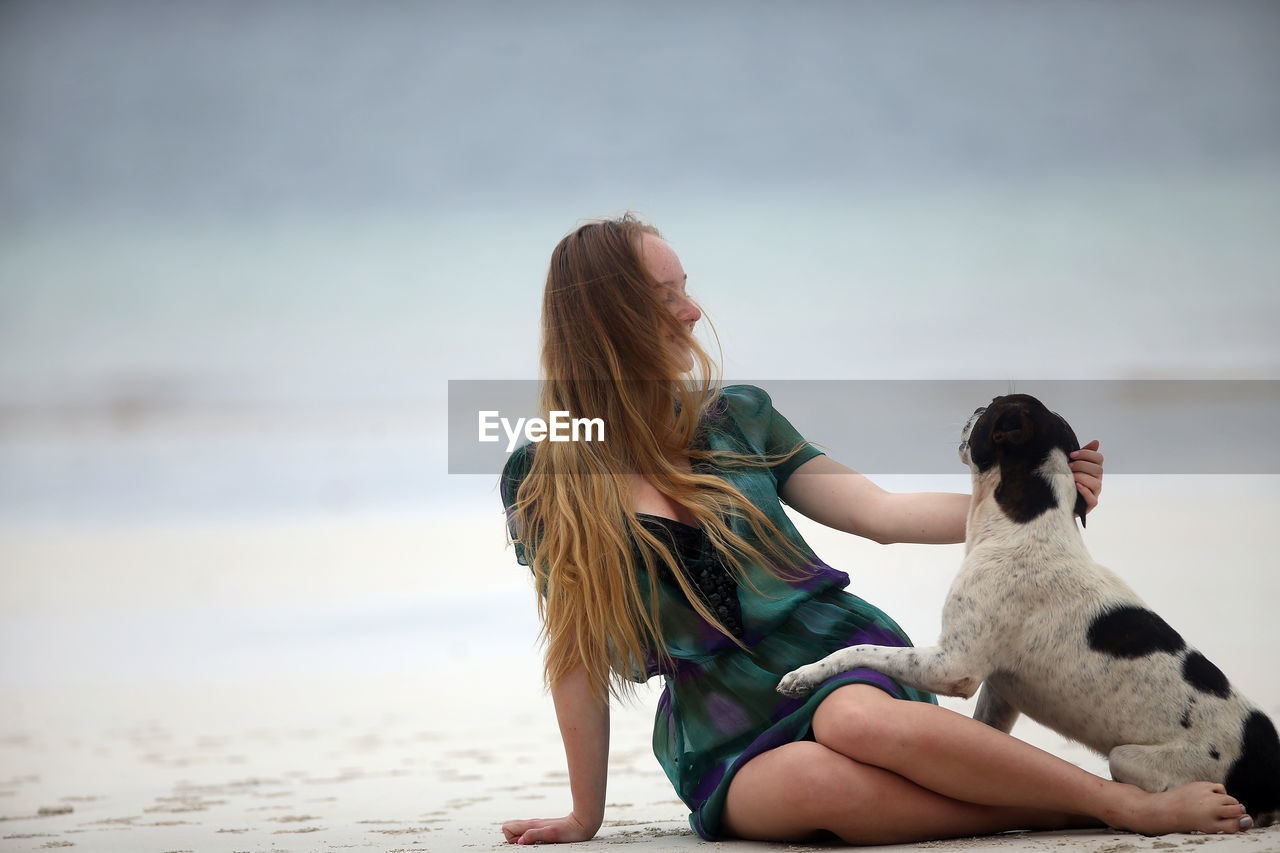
[503,813,599,845]
[502,665,609,844]
[1070,440,1104,513]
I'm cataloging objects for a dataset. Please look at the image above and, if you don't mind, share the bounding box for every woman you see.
[499,214,1251,845]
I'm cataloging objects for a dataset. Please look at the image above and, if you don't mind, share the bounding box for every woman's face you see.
[639,234,701,373]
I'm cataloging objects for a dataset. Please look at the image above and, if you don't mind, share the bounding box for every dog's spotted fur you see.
[777,394,1279,825]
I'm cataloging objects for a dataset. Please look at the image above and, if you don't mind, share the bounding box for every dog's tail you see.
[1226,710,1280,827]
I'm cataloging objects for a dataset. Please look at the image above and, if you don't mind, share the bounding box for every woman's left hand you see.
[1070,440,1104,513]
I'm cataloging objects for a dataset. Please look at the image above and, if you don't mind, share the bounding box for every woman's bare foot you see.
[1107,782,1252,836]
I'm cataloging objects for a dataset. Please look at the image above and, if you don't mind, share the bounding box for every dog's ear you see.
[1061,418,1086,529]
[991,407,1033,446]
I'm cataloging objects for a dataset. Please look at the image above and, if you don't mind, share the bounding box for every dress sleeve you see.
[767,404,825,490]
[499,442,535,566]
[720,385,825,491]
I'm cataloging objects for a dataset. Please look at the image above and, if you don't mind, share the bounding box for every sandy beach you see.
[5,675,1275,853]
[2,477,1277,853]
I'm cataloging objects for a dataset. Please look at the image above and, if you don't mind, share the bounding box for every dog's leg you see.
[1108,743,1202,793]
[973,682,1020,733]
[777,645,986,699]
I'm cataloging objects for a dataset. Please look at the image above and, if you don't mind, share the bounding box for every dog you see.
[777,393,1279,826]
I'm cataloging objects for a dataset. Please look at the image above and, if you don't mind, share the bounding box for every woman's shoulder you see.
[499,442,536,507]
[708,385,782,452]
[718,383,775,417]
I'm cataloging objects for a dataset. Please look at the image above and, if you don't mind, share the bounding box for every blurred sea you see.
[2,1,1279,521]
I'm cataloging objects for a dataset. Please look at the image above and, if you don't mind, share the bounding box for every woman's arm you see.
[780,455,968,544]
[779,442,1105,545]
[502,664,610,845]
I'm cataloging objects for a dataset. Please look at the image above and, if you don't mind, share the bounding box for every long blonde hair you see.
[508,214,805,699]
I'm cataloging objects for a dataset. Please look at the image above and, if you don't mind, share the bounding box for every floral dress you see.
[500,385,935,840]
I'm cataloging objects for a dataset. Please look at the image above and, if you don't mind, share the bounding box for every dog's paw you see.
[777,666,822,698]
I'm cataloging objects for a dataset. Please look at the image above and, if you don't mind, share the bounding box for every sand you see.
[3,673,1275,853]
[1,476,1278,852]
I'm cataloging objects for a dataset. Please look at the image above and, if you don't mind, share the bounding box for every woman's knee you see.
[724,741,883,839]
[747,741,849,807]
[811,683,906,757]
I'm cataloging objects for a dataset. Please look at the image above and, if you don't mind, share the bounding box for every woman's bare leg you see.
[723,740,1091,845]
[811,685,1249,837]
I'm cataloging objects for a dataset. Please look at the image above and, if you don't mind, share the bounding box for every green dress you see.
[500,385,935,840]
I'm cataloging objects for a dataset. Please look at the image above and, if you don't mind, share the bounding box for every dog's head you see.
[959,394,1088,527]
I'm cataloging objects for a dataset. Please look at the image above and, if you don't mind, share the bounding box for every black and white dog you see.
[777,394,1279,826]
